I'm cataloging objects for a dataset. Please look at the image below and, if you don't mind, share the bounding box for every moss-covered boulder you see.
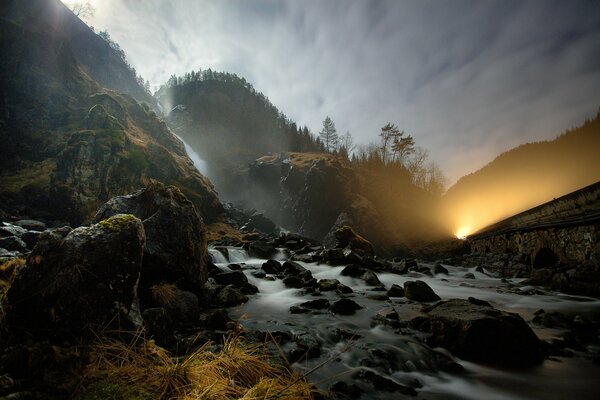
[93,182,208,295]
[2,214,145,341]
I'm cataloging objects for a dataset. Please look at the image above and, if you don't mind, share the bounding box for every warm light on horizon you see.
[455,226,471,239]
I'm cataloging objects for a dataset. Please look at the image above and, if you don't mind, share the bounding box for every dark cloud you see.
[89,0,600,184]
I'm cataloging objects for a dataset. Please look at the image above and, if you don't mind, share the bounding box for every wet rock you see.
[4,214,145,339]
[463,272,476,279]
[290,332,321,361]
[248,239,276,258]
[261,259,282,274]
[361,270,383,287]
[0,236,27,252]
[142,307,174,346]
[0,223,27,238]
[282,260,308,275]
[340,264,365,278]
[20,230,41,249]
[283,276,304,288]
[214,270,248,286]
[201,309,233,331]
[242,212,277,236]
[301,298,331,310]
[93,183,208,292]
[330,298,363,315]
[353,369,417,395]
[318,278,342,291]
[372,307,401,329]
[240,282,259,295]
[403,280,441,302]
[411,298,545,367]
[13,219,46,232]
[149,284,200,326]
[336,283,353,294]
[532,309,572,329]
[333,225,375,257]
[433,264,449,275]
[250,269,266,279]
[217,285,248,307]
[387,284,405,298]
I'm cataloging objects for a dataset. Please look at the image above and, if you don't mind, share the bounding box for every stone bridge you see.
[464,181,600,296]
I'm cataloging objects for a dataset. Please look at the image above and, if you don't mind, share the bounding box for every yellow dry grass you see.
[78,330,313,400]
[149,283,179,307]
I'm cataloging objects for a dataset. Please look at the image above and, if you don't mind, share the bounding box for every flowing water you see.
[208,247,600,399]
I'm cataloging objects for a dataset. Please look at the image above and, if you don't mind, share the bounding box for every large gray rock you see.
[411,298,545,367]
[94,182,208,292]
[3,215,145,340]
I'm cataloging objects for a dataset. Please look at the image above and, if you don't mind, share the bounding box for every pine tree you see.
[319,116,339,152]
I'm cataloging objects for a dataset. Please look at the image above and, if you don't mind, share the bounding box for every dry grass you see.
[0,257,25,323]
[206,222,259,243]
[149,283,179,307]
[77,330,313,400]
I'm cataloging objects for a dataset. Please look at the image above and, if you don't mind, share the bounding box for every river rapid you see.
[209,247,600,400]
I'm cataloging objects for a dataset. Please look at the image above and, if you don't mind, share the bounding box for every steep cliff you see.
[0,0,223,224]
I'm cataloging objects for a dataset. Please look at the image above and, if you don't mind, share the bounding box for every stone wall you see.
[463,182,600,296]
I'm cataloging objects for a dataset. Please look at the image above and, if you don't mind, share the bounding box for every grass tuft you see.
[76,330,313,400]
[149,283,179,307]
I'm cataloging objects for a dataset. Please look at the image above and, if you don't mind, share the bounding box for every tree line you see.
[318,116,446,196]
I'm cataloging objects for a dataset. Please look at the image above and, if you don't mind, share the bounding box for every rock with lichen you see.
[93,182,209,296]
[3,214,145,341]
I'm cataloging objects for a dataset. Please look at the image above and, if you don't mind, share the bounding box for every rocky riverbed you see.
[1,186,599,399]
[209,245,600,400]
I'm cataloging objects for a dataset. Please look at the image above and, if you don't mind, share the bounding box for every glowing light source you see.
[455,226,471,239]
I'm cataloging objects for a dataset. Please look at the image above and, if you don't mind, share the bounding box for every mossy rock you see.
[76,380,158,400]
[97,214,139,232]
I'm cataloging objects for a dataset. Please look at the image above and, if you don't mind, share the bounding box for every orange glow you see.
[455,226,471,239]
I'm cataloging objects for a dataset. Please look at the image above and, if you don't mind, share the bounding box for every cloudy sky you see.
[83,0,600,185]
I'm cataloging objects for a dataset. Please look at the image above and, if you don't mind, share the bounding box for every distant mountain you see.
[443,111,600,236]
[155,72,321,199]
[0,0,223,224]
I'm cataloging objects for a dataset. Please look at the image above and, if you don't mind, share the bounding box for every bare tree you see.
[65,1,95,21]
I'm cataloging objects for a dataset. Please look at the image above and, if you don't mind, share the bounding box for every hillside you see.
[155,73,320,199]
[0,0,223,224]
[443,111,600,236]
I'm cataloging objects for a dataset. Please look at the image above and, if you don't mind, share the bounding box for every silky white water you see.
[208,248,600,399]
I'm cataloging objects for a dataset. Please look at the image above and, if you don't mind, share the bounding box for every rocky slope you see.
[0,0,223,225]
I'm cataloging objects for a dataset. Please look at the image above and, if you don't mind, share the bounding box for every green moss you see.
[75,380,158,400]
[122,149,149,174]
[97,214,137,232]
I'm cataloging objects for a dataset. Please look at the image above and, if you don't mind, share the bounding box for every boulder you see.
[13,219,46,232]
[362,270,384,287]
[217,285,248,307]
[330,298,363,315]
[387,284,405,298]
[248,239,276,258]
[261,259,282,274]
[318,278,342,291]
[411,298,545,367]
[3,214,145,340]
[93,183,208,292]
[214,270,248,286]
[148,283,200,325]
[0,236,27,252]
[403,280,441,302]
[334,225,375,257]
[433,264,449,275]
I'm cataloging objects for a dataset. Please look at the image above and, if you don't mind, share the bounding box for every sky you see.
[81,0,600,185]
